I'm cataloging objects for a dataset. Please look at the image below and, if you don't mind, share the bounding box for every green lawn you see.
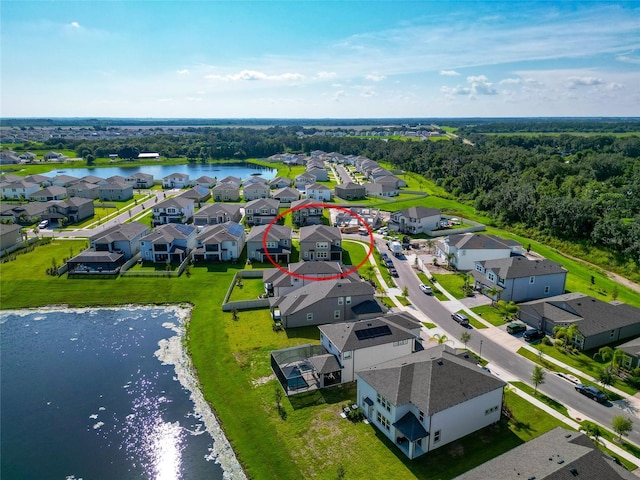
[227,277,265,302]
[503,389,569,442]
[471,305,507,327]
[431,273,470,300]
[510,381,569,417]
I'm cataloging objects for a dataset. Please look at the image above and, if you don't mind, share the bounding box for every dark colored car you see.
[507,322,527,334]
[388,267,399,277]
[523,329,545,342]
[451,312,470,326]
[384,258,394,268]
[381,253,389,261]
[575,384,607,403]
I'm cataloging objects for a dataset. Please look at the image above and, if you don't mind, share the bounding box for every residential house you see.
[305,183,332,201]
[244,198,280,226]
[163,173,190,189]
[29,186,67,202]
[67,182,100,199]
[319,312,423,384]
[242,176,268,188]
[272,187,301,203]
[291,199,325,226]
[390,207,441,234]
[270,279,380,328]
[0,202,49,224]
[66,221,150,274]
[1,179,40,200]
[97,182,134,201]
[373,175,407,188]
[0,223,23,251]
[43,151,65,161]
[152,197,195,225]
[243,182,270,201]
[193,203,242,226]
[219,175,242,185]
[306,166,329,182]
[192,176,217,188]
[334,182,366,200]
[518,293,640,352]
[23,174,52,187]
[455,427,636,480]
[193,222,246,262]
[299,225,342,261]
[79,175,103,185]
[140,224,197,264]
[246,224,292,263]
[438,233,523,271]
[212,181,240,201]
[368,167,393,179]
[617,337,640,371]
[51,174,79,188]
[357,345,505,460]
[125,172,154,189]
[295,173,316,189]
[269,176,292,189]
[0,174,23,183]
[263,261,350,297]
[179,186,211,203]
[0,150,21,164]
[471,256,567,303]
[45,197,95,224]
[364,182,398,198]
[104,175,128,185]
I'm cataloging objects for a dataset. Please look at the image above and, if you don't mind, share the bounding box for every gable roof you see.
[299,224,341,243]
[447,233,521,250]
[272,187,300,199]
[140,223,196,243]
[455,427,636,480]
[480,256,567,279]
[357,346,505,415]
[245,198,279,210]
[154,196,194,210]
[212,180,240,191]
[194,203,242,217]
[196,222,244,243]
[393,206,440,219]
[91,222,149,243]
[246,224,292,243]
[305,183,330,191]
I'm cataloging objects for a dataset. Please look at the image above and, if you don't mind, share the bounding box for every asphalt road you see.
[382,238,640,448]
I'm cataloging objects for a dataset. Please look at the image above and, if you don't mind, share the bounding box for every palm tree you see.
[363,263,375,282]
[598,367,615,395]
[460,331,471,349]
[486,286,501,306]
[553,323,582,352]
[426,239,435,254]
[432,333,451,345]
[594,347,625,372]
[445,252,456,270]
[532,365,546,396]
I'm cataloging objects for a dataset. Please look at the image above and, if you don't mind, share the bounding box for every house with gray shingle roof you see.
[268,176,292,189]
[246,224,292,263]
[192,175,217,188]
[0,223,23,251]
[212,181,240,202]
[471,256,567,303]
[67,182,100,199]
[519,293,640,351]
[363,182,398,198]
[262,261,352,297]
[438,233,523,271]
[270,279,380,328]
[455,427,636,480]
[139,224,197,264]
[152,197,195,225]
[1,179,40,200]
[125,172,154,189]
[97,182,133,201]
[162,173,190,189]
[617,336,640,370]
[390,207,441,234]
[193,203,242,226]
[244,198,279,226]
[243,181,270,201]
[272,186,301,203]
[299,224,342,261]
[29,186,67,202]
[334,182,366,200]
[193,222,245,262]
[305,183,331,201]
[291,198,324,226]
[294,172,316,189]
[357,345,506,460]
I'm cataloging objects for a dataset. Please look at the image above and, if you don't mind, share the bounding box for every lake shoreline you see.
[0,303,248,480]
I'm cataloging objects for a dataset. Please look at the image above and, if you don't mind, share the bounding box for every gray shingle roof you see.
[299,224,341,243]
[481,256,567,279]
[357,346,505,415]
[448,233,521,250]
[194,203,242,217]
[271,279,375,315]
[454,427,637,480]
[394,206,440,219]
[246,224,292,243]
[91,222,149,243]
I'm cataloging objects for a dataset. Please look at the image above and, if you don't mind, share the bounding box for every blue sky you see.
[2,1,639,118]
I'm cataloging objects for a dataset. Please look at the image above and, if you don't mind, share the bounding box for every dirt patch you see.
[252,374,275,387]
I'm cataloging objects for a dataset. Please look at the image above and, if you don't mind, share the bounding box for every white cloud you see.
[176,69,190,76]
[316,71,337,80]
[442,75,498,97]
[206,69,304,82]
[500,78,522,85]
[365,73,386,82]
[439,70,460,76]
[361,90,377,98]
[70,21,81,29]
[567,76,605,88]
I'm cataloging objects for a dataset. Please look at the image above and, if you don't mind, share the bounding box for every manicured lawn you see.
[342,239,371,268]
[228,277,265,302]
[503,389,569,442]
[431,273,469,300]
[471,305,507,327]
[510,381,569,417]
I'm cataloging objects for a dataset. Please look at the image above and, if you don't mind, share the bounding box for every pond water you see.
[0,306,245,480]
[40,162,277,181]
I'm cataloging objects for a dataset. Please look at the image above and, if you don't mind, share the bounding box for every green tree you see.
[598,367,615,394]
[433,333,450,345]
[553,323,582,352]
[486,286,501,306]
[402,285,409,297]
[363,263,375,281]
[594,346,625,372]
[531,365,546,396]
[460,331,471,348]
[583,421,602,445]
[612,416,633,442]
[445,252,456,270]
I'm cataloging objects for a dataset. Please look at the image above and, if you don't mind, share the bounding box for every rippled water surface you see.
[0,307,237,480]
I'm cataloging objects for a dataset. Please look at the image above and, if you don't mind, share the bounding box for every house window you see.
[610,329,616,338]
[306,313,313,321]
[529,276,535,284]
[416,438,422,447]
[376,393,391,412]
[303,251,309,259]
[487,272,495,282]
[393,339,408,347]
[316,241,329,249]
[475,264,483,272]
[338,297,344,305]
[376,411,391,431]
[434,430,441,443]
[343,350,352,359]
[266,241,277,248]
[544,286,550,294]
[334,310,340,319]
[346,296,351,305]
[419,411,424,422]
[485,406,499,415]
[317,252,328,259]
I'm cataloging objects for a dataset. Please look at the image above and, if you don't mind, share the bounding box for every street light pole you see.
[479,339,483,362]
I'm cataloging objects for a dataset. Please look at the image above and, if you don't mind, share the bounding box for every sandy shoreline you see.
[0,304,247,480]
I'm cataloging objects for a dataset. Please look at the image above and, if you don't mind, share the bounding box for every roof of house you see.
[154,196,194,210]
[163,172,189,179]
[270,279,375,316]
[178,186,210,199]
[520,293,640,337]
[243,176,268,186]
[52,174,79,184]
[246,224,292,243]
[269,176,291,186]
[318,314,419,352]
[305,183,330,191]
[243,182,270,191]
[291,198,324,210]
[335,182,366,191]
[480,256,567,279]
[393,206,441,219]
[308,353,341,374]
[140,223,196,243]
[194,203,242,217]
[91,221,149,243]
[127,172,153,180]
[80,175,104,184]
[2,179,39,189]
[454,427,636,480]
[295,172,316,180]
[196,222,245,243]
[299,224,341,243]
[70,250,123,263]
[447,233,521,250]
[617,336,640,358]
[218,176,242,184]
[98,182,131,191]
[245,198,280,210]
[262,261,356,288]
[364,182,397,193]
[212,181,240,190]
[272,187,300,199]
[357,345,505,415]
[30,186,67,197]
[193,175,216,183]
[0,223,22,235]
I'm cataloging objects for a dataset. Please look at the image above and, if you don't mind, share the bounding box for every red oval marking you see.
[262,203,374,282]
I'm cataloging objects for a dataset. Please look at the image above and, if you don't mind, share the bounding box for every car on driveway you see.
[419,283,432,294]
[451,312,470,326]
[575,384,607,403]
[523,329,545,342]
[38,220,49,229]
[507,322,527,334]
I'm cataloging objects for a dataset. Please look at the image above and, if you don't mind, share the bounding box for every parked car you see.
[523,329,545,342]
[384,258,394,268]
[38,220,49,229]
[451,312,470,326]
[507,322,527,334]
[575,384,607,403]
[381,253,389,261]
[388,267,399,277]
[419,283,432,294]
